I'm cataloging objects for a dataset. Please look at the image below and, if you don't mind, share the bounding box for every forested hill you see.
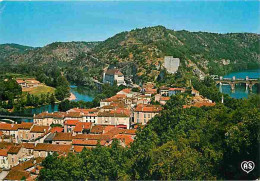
[94,26,260,76]
[0,26,259,82]
[0,41,100,65]
[0,43,34,62]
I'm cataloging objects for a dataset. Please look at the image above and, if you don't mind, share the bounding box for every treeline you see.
[0,67,70,112]
[39,92,259,180]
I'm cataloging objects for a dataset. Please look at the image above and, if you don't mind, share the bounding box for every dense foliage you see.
[39,92,260,180]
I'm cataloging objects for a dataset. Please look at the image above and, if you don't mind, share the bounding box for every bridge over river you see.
[212,75,259,92]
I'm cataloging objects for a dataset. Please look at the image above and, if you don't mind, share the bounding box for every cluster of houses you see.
[0,120,137,180]
[0,78,216,180]
[16,78,41,88]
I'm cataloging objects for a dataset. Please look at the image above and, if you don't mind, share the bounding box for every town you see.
[0,65,216,180]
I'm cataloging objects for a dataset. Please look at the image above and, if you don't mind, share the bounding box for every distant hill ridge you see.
[0,26,259,79]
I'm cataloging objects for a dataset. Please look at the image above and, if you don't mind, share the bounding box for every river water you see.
[0,86,95,123]
[217,69,260,99]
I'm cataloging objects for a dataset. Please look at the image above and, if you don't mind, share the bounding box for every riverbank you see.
[68,93,76,101]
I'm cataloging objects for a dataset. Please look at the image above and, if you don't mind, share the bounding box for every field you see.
[22,85,55,96]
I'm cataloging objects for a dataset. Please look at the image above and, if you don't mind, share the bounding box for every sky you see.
[0,1,259,47]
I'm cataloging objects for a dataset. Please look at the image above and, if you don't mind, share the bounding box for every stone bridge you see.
[213,76,259,92]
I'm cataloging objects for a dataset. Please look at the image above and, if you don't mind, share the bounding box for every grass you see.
[22,85,55,96]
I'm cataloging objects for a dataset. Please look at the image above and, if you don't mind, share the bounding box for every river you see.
[0,86,95,123]
[217,69,260,99]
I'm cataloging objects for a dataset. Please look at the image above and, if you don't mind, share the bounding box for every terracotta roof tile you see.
[72,139,106,146]
[30,125,49,133]
[90,125,105,134]
[18,122,33,130]
[73,122,92,132]
[0,149,8,156]
[64,120,79,126]
[53,132,72,141]
[8,145,22,154]
[50,127,63,133]
[105,69,123,76]
[73,146,92,153]
[34,143,71,154]
[114,134,134,146]
[4,170,30,180]
[169,88,186,91]
[135,104,162,112]
[22,143,35,149]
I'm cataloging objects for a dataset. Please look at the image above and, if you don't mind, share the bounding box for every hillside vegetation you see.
[94,26,259,79]
[0,26,259,85]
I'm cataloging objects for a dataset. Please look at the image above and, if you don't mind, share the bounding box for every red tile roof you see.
[34,143,71,154]
[53,132,72,141]
[50,127,63,133]
[72,139,106,146]
[135,104,162,112]
[4,170,30,180]
[120,88,131,93]
[90,125,105,134]
[73,122,92,132]
[169,88,186,91]
[30,125,49,133]
[64,120,79,126]
[160,97,170,101]
[183,102,216,108]
[22,143,35,149]
[0,149,8,156]
[8,145,22,154]
[18,122,33,130]
[121,129,136,135]
[73,146,92,153]
[105,69,123,76]
[114,134,134,146]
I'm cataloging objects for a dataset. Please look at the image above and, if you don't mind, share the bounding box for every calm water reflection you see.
[218,69,260,99]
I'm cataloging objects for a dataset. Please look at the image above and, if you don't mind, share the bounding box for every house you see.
[168,88,186,96]
[33,143,71,158]
[103,68,126,86]
[90,125,105,134]
[159,86,169,96]
[72,122,92,135]
[33,112,66,126]
[17,122,33,143]
[0,148,9,169]
[159,96,170,105]
[7,146,24,168]
[21,143,35,157]
[52,132,72,145]
[25,79,40,88]
[29,125,49,141]
[16,79,27,88]
[64,120,79,133]
[133,104,162,125]
[113,134,134,147]
[16,78,41,88]
[64,112,84,122]
[0,123,18,142]
[67,108,98,123]
[97,108,131,129]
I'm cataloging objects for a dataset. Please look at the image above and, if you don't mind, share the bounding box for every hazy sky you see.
[0,1,259,47]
